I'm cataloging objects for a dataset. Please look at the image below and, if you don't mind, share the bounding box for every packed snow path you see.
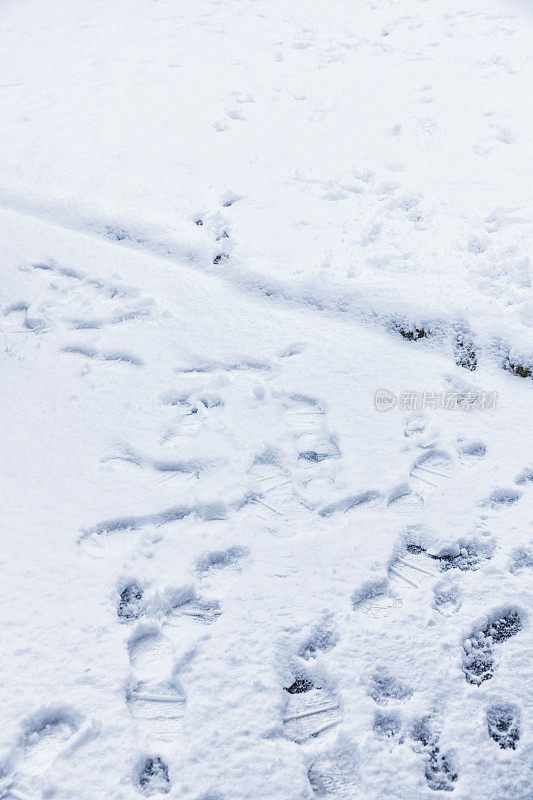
[0,1,532,799]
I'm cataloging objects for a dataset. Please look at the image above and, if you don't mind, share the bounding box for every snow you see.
[0,1,531,799]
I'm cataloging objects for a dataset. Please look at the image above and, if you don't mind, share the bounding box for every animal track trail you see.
[368,671,458,791]
[193,197,237,266]
[462,609,524,685]
[299,619,338,661]
[127,630,185,743]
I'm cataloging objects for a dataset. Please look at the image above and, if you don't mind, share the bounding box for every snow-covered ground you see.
[0,1,531,798]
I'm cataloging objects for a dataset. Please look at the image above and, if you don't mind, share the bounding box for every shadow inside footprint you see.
[483,488,522,508]
[118,584,144,622]
[283,676,341,743]
[368,668,413,705]
[411,720,457,792]
[373,710,401,740]
[487,703,521,749]
[138,756,170,795]
[463,610,523,685]
[299,625,338,661]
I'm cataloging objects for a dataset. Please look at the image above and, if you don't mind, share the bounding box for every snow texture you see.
[0,1,532,799]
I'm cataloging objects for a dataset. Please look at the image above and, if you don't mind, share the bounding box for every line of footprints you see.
[60,346,529,800]
[101,396,528,797]
[118,546,247,796]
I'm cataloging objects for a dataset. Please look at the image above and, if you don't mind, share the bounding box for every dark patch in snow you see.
[373,711,401,740]
[368,668,413,705]
[487,703,521,749]
[118,584,144,621]
[138,757,170,795]
[482,488,522,508]
[454,332,477,371]
[463,609,523,685]
[285,677,313,694]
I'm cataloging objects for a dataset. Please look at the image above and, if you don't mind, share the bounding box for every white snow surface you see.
[0,1,532,799]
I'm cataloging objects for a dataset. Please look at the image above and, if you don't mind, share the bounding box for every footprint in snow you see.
[457,440,487,464]
[367,667,414,706]
[164,595,222,628]
[353,534,493,617]
[244,453,314,529]
[137,756,171,796]
[118,583,145,622]
[432,579,463,616]
[386,483,424,515]
[283,393,340,467]
[282,676,341,743]
[462,608,524,685]
[319,490,384,518]
[3,706,83,797]
[117,579,223,628]
[195,545,249,598]
[352,545,438,618]
[127,628,185,743]
[515,468,533,486]
[486,703,521,749]
[482,487,522,508]
[409,449,454,496]
[508,545,533,575]
[62,344,143,366]
[308,748,359,799]
[298,617,338,661]
[410,719,458,792]
[373,710,402,741]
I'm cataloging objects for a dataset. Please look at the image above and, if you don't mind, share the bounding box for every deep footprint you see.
[487,703,521,749]
[138,756,170,795]
[463,610,523,685]
[411,720,457,792]
[283,676,341,743]
[118,584,144,621]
